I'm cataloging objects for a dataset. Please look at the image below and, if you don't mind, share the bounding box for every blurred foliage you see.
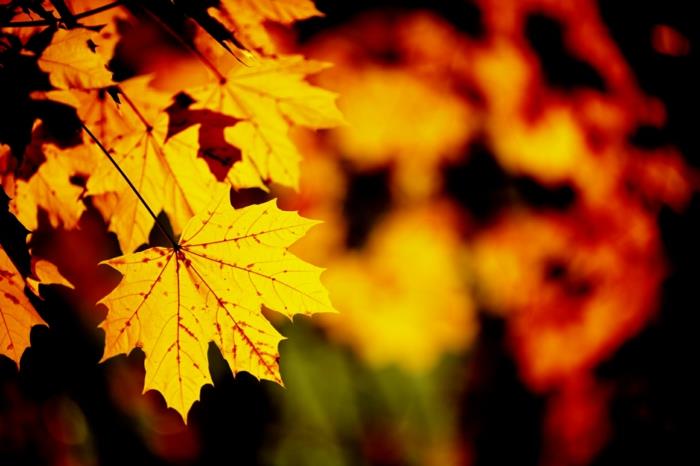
[2,1,700,466]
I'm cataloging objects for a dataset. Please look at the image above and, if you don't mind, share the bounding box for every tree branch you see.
[1,1,122,28]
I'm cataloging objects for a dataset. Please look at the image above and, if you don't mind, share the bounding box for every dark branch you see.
[1,1,122,28]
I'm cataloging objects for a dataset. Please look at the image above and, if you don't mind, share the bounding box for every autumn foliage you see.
[1,1,698,466]
[1,0,342,420]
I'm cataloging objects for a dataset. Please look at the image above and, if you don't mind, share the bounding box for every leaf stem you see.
[1,1,122,27]
[118,88,152,131]
[81,123,180,250]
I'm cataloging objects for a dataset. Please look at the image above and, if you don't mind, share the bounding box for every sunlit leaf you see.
[8,143,96,231]
[41,75,173,145]
[26,258,75,297]
[99,185,335,419]
[470,210,666,390]
[188,55,343,189]
[86,116,223,252]
[212,0,322,52]
[0,245,46,365]
[65,0,130,60]
[324,206,477,371]
[37,28,113,90]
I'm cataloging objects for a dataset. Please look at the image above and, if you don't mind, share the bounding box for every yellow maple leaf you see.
[36,28,113,90]
[0,245,46,365]
[42,75,173,145]
[188,55,344,189]
[211,0,322,52]
[42,86,127,144]
[87,115,224,252]
[98,185,335,420]
[9,142,96,231]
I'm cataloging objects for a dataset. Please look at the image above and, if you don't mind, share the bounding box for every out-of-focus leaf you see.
[324,206,477,371]
[8,142,97,231]
[211,0,322,52]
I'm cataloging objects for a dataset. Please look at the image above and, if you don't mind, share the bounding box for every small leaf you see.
[26,258,75,297]
[37,28,113,90]
[0,245,46,365]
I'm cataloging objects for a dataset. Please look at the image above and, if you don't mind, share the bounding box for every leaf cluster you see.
[0,0,341,420]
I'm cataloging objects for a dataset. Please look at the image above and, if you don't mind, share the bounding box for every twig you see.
[118,88,153,131]
[1,1,122,28]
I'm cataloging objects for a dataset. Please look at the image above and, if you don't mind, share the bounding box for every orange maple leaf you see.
[98,185,335,420]
[0,245,46,365]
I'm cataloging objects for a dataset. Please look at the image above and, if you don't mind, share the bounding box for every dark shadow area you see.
[525,14,607,91]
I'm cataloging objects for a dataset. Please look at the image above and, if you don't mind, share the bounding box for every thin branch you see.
[48,0,77,28]
[1,1,122,28]
[131,2,228,81]
[81,122,180,250]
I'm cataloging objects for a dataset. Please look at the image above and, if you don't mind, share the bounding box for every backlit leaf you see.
[9,143,96,231]
[0,245,46,365]
[212,0,322,52]
[87,116,224,252]
[188,55,343,189]
[99,185,335,419]
[37,28,113,90]
[26,258,75,297]
[324,206,477,371]
[42,75,172,145]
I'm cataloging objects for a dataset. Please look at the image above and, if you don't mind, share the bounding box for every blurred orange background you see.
[1,1,698,466]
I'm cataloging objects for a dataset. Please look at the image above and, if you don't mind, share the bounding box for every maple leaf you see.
[36,28,113,90]
[211,0,322,52]
[65,0,130,60]
[0,245,46,365]
[86,115,223,252]
[42,76,172,145]
[98,185,335,419]
[187,55,344,190]
[8,142,96,231]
